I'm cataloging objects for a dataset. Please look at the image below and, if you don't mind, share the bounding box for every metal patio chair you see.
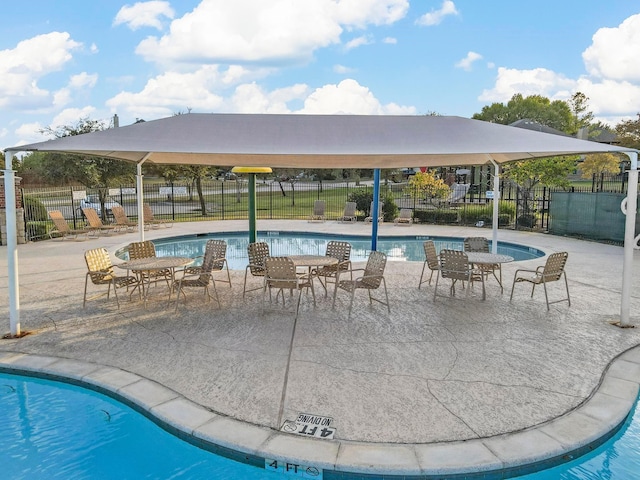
[332,251,390,319]
[434,249,484,301]
[262,256,315,318]
[312,240,352,296]
[243,241,270,297]
[83,247,138,309]
[418,240,440,288]
[510,252,570,310]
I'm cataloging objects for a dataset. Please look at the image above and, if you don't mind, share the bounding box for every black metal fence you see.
[18,173,635,243]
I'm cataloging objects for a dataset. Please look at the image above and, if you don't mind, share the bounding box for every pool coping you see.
[1,346,639,479]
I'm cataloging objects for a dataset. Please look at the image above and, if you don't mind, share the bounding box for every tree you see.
[404,171,449,205]
[472,93,574,131]
[580,153,621,179]
[502,155,577,226]
[567,91,594,136]
[38,117,135,220]
[616,114,640,150]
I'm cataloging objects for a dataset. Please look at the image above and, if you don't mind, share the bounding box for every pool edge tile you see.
[414,441,503,475]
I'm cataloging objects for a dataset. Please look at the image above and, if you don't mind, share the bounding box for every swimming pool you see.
[116,231,545,270]
[1,371,638,479]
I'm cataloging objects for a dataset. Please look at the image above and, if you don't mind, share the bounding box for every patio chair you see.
[332,251,390,319]
[83,247,138,309]
[143,204,173,229]
[171,241,222,311]
[127,240,173,289]
[433,249,485,301]
[312,240,352,296]
[394,208,413,226]
[82,207,118,236]
[243,241,270,297]
[510,252,570,310]
[364,201,384,223]
[262,257,315,318]
[110,206,138,232]
[464,236,502,292]
[337,202,357,223]
[48,210,92,241]
[307,200,326,223]
[184,239,231,288]
[418,240,439,288]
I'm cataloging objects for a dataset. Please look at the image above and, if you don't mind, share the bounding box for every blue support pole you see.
[248,173,257,243]
[371,169,381,251]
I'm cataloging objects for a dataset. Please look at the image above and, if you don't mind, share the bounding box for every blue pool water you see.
[116,231,544,270]
[2,372,639,479]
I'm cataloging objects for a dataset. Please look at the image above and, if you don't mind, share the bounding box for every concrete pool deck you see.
[1,219,640,478]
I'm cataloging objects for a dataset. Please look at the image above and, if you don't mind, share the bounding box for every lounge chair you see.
[262,257,315,318]
[332,251,390,319]
[110,206,138,232]
[48,210,92,240]
[418,240,439,288]
[127,240,173,290]
[143,204,173,229]
[364,201,383,223]
[82,208,118,236]
[510,252,570,310]
[83,247,138,309]
[394,208,413,226]
[464,236,502,291]
[243,241,270,297]
[433,249,484,301]
[337,202,357,223]
[307,200,326,223]
[312,240,352,296]
[184,239,231,288]
[171,240,224,311]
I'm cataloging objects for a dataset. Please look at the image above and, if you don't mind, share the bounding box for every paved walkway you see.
[1,220,640,477]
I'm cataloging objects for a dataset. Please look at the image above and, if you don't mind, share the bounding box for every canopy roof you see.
[6,113,634,168]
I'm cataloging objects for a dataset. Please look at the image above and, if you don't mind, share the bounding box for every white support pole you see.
[620,151,638,327]
[136,154,151,242]
[4,151,20,337]
[489,159,500,254]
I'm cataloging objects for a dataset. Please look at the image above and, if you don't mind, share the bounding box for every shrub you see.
[23,195,48,222]
[26,221,50,241]
[517,214,537,228]
[346,188,398,222]
[413,209,458,224]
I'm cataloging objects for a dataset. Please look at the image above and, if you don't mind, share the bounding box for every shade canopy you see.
[6,113,634,166]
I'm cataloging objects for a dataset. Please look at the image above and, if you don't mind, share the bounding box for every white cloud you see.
[455,51,482,71]
[14,122,45,145]
[229,83,309,113]
[50,107,97,129]
[345,35,373,51]
[333,64,355,74]
[135,0,408,65]
[0,32,82,110]
[383,37,397,44]
[69,72,99,89]
[415,0,458,27]
[298,78,415,114]
[583,13,640,81]
[480,14,640,124]
[113,1,175,30]
[479,67,576,102]
[106,66,232,117]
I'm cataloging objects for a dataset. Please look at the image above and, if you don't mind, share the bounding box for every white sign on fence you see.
[159,186,188,196]
[72,190,87,200]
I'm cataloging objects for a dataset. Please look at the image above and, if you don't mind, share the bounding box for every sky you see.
[2,0,640,150]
